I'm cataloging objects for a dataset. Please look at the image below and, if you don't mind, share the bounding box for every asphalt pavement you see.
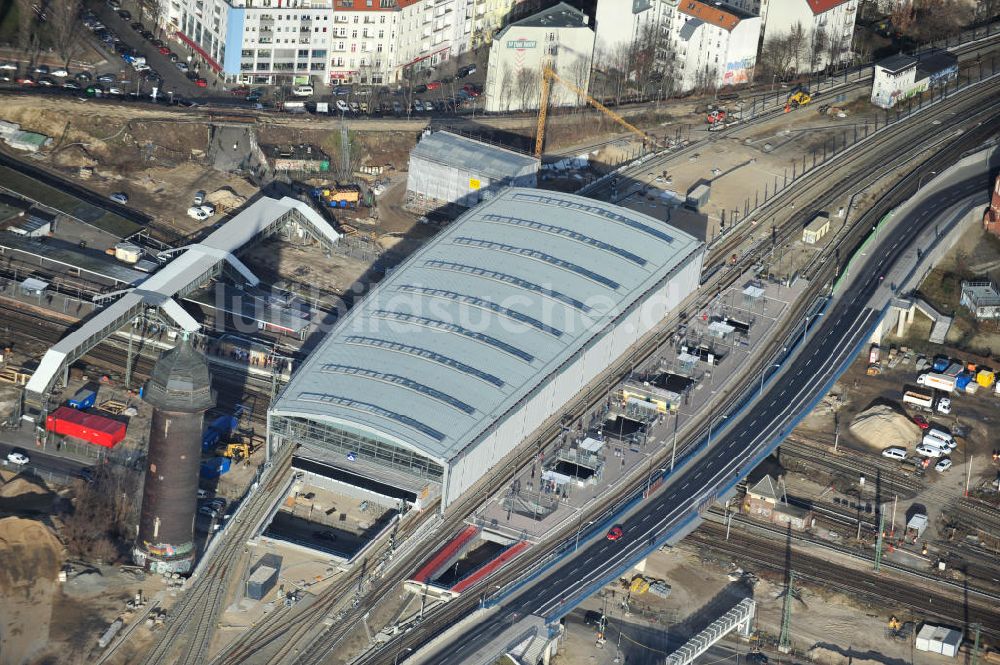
[423,171,989,665]
[0,438,93,482]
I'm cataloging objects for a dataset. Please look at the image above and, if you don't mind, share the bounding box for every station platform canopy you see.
[24,196,339,412]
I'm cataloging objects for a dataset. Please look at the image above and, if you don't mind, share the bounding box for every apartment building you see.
[754,0,857,72]
[664,0,760,92]
[482,2,594,113]
[160,0,541,86]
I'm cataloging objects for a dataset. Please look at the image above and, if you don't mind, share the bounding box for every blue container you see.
[200,457,232,478]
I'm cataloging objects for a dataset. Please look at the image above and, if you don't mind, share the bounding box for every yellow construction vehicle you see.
[887,616,902,631]
[218,438,254,462]
[535,66,660,158]
[784,87,812,112]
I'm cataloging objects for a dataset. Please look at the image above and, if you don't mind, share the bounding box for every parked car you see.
[16,76,36,85]
[313,531,337,542]
[457,63,476,78]
[106,87,124,95]
[935,458,953,472]
[333,85,351,95]
[391,100,402,114]
[6,450,29,465]
[606,525,623,541]
[158,45,171,55]
[168,52,180,62]
[131,21,144,30]
[349,101,360,113]
[62,81,82,89]
[109,192,129,203]
[195,77,208,87]
[426,80,441,90]
[193,190,206,205]
[97,73,116,84]
[937,397,952,414]
[412,99,424,112]
[37,76,55,86]
[912,414,929,430]
[335,99,349,113]
[175,61,189,72]
[151,38,164,48]
[187,205,212,220]
[413,83,427,94]
[51,68,69,77]
[0,62,18,70]
[75,71,92,81]
[117,9,131,19]
[198,505,218,518]
[140,30,154,40]
[33,64,49,74]
[881,446,907,461]
[915,443,944,458]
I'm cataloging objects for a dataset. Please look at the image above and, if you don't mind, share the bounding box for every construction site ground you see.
[912,220,1000,354]
[556,538,968,665]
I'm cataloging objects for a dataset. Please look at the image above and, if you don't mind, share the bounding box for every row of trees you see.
[757,22,851,81]
[10,0,85,69]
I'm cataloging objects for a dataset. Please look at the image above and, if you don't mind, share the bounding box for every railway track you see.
[339,93,1000,665]
[688,521,1000,637]
[781,436,926,497]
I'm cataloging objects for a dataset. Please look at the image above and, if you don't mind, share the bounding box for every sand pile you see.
[0,475,52,498]
[206,186,247,210]
[0,517,62,585]
[849,405,921,448]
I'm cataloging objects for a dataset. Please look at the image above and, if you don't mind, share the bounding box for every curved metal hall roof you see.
[271,188,702,464]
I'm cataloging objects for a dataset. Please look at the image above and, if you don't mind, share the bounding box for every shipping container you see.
[976,369,995,388]
[200,456,231,478]
[956,374,971,390]
[246,553,282,600]
[67,388,97,410]
[944,362,963,378]
[685,183,711,210]
[46,406,126,448]
[902,389,933,409]
[917,372,955,392]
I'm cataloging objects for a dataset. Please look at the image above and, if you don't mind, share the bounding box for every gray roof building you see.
[271,188,704,509]
[406,131,540,210]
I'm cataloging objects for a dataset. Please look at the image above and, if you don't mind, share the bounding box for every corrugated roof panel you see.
[272,188,702,463]
[410,131,540,181]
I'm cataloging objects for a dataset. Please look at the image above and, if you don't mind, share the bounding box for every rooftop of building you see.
[917,49,958,76]
[500,1,589,33]
[805,0,852,15]
[678,0,756,30]
[271,188,703,465]
[409,131,540,181]
[876,53,918,73]
[0,232,148,286]
[0,192,32,223]
[962,281,1000,305]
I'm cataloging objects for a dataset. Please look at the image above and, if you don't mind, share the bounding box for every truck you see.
[902,389,934,410]
[917,372,956,393]
[67,388,97,410]
[867,344,882,375]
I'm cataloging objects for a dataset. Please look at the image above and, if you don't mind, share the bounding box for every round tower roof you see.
[143,336,216,412]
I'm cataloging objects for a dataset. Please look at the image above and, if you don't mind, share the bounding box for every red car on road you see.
[159,46,171,55]
[426,80,441,90]
[195,78,208,87]
[230,86,251,96]
[912,414,929,430]
[606,526,623,541]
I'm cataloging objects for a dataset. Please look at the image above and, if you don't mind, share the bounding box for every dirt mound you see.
[0,517,62,586]
[206,186,247,209]
[849,405,921,448]
[0,474,53,498]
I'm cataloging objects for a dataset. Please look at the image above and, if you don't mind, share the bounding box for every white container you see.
[114,242,142,264]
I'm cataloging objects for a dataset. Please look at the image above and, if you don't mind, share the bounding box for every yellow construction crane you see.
[534,66,657,158]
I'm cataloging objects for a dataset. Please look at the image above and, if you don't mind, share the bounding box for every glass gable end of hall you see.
[271,415,445,482]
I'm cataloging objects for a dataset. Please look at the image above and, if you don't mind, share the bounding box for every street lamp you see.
[707,414,728,447]
[917,171,937,189]
[759,362,781,395]
[574,518,595,552]
[394,647,413,665]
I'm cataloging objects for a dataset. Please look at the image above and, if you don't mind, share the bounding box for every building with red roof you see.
[663,0,762,92]
[743,0,857,73]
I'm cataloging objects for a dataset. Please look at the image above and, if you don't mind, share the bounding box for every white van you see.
[921,434,953,451]
[881,447,907,461]
[291,85,313,97]
[925,429,956,449]
[916,443,944,458]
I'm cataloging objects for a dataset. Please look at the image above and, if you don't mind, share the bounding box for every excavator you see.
[217,436,255,463]
[784,86,813,112]
[534,66,661,158]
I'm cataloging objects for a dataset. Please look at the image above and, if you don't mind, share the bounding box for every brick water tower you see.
[133,334,215,574]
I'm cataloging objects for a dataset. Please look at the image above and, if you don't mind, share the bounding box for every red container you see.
[45,406,126,448]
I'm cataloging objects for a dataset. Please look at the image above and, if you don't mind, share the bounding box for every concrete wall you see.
[406,157,538,208]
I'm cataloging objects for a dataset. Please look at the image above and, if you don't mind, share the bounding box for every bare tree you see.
[515,67,539,111]
[810,26,828,72]
[496,62,515,112]
[787,22,809,74]
[890,0,917,35]
[61,466,140,563]
[566,54,592,108]
[48,0,83,68]
[13,0,35,51]
[759,35,797,80]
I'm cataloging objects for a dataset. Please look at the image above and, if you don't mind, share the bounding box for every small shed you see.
[916,624,962,657]
[247,553,283,601]
[20,277,48,296]
[802,213,830,244]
